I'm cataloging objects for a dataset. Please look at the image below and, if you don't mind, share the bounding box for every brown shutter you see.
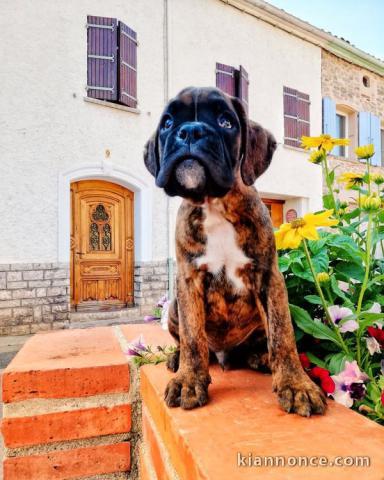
[87,16,118,101]
[297,91,310,142]
[118,22,138,108]
[238,65,249,113]
[283,86,298,147]
[216,63,236,96]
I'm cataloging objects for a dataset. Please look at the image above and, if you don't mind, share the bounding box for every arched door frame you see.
[58,162,153,264]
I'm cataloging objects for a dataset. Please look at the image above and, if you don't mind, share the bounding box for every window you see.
[381,128,384,165]
[283,87,310,148]
[216,63,249,112]
[86,16,138,108]
[323,98,359,160]
[358,112,381,166]
[335,113,347,157]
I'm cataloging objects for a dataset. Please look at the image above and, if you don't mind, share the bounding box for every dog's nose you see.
[177,122,205,143]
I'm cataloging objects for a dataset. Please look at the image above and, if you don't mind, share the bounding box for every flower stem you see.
[303,240,350,355]
[356,213,373,316]
[322,154,338,213]
[356,213,373,366]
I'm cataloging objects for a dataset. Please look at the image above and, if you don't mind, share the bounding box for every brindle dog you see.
[144,87,326,417]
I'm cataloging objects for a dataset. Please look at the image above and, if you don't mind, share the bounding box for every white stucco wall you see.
[0,0,323,265]
[0,0,166,263]
[168,0,323,206]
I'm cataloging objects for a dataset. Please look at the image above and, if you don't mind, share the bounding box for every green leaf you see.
[311,250,329,273]
[289,304,342,346]
[357,313,384,333]
[304,295,323,305]
[335,261,365,282]
[278,256,291,273]
[367,274,384,289]
[306,351,327,369]
[327,352,353,375]
[323,194,334,210]
[291,263,313,282]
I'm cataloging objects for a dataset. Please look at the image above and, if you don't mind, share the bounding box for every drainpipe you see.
[163,0,174,300]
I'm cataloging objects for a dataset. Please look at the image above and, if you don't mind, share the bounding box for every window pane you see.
[335,114,346,157]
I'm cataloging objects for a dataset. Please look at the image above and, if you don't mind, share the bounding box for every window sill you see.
[83,97,141,114]
[283,144,307,154]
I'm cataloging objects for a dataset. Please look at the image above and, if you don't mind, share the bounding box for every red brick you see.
[3,442,130,480]
[2,327,129,402]
[142,409,168,480]
[2,404,131,448]
[141,364,384,480]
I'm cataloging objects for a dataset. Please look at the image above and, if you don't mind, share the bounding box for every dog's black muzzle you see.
[156,121,234,200]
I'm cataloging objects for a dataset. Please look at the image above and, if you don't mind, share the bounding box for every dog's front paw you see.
[166,349,180,372]
[164,372,211,409]
[274,375,327,417]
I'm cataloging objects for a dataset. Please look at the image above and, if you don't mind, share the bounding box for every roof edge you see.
[220,0,384,77]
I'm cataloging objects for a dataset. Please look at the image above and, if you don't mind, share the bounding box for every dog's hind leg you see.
[166,298,180,372]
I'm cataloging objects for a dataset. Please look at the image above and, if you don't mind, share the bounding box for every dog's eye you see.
[217,114,233,129]
[161,115,174,130]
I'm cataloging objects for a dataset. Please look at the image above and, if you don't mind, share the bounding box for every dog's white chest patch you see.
[195,204,251,290]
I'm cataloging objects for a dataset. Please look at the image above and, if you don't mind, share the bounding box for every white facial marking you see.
[195,202,251,290]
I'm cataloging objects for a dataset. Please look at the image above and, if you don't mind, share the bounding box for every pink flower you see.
[126,335,147,357]
[328,305,358,333]
[366,336,381,356]
[157,295,168,307]
[330,361,369,408]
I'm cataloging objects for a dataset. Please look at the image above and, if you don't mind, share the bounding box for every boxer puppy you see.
[144,87,326,416]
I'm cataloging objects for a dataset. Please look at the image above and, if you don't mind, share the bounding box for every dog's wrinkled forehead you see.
[165,87,236,121]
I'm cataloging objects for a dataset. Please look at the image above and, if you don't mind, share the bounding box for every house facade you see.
[0,0,382,335]
[321,50,384,200]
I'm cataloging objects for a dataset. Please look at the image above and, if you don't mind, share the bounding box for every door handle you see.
[75,251,85,255]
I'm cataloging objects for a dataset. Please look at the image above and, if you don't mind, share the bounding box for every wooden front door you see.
[71,180,134,311]
[262,198,285,228]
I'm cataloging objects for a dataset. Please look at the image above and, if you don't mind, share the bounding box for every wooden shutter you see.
[297,91,310,140]
[283,87,298,147]
[119,22,138,108]
[322,97,337,136]
[238,65,249,113]
[216,63,236,96]
[87,16,118,101]
[358,111,381,165]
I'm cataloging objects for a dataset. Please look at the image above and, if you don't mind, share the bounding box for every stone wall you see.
[0,261,171,335]
[0,263,70,335]
[322,50,384,118]
[321,50,384,198]
[134,260,171,315]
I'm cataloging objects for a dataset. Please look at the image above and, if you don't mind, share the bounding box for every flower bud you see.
[316,272,330,283]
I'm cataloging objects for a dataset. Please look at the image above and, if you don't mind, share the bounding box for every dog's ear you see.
[231,97,277,186]
[143,131,159,177]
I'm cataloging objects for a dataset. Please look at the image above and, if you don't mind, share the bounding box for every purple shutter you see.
[297,91,310,142]
[216,63,236,96]
[118,22,138,108]
[238,65,249,113]
[283,87,298,147]
[87,16,118,101]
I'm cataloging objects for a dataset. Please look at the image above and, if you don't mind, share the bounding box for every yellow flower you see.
[355,144,374,160]
[359,194,382,212]
[317,272,330,283]
[301,134,350,152]
[309,150,325,165]
[274,210,338,250]
[338,172,364,189]
[371,173,384,185]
